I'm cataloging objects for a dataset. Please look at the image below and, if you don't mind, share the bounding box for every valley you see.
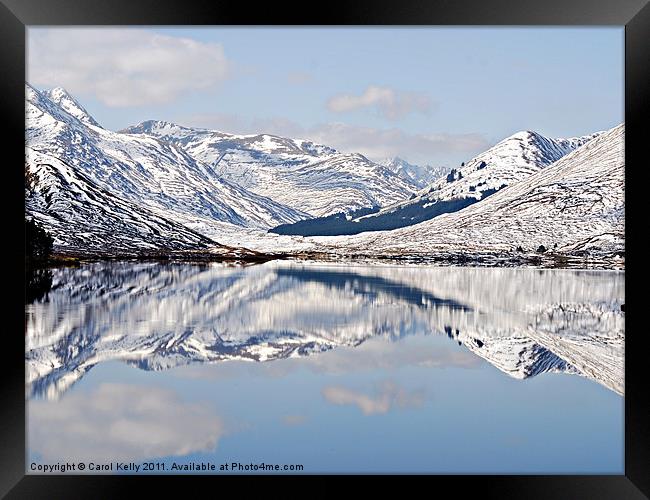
[25,85,624,269]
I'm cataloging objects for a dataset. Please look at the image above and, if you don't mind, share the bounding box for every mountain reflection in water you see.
[25,261,624,400]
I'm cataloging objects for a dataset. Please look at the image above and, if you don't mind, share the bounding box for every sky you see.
[27,27,624,166]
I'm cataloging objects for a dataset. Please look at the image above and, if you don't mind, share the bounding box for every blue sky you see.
[28,27,623,165]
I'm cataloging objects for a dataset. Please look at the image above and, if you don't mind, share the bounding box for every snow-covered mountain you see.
[380,156,450,189]
[384,129,601,208]
[122,120,418,218]
[26,262,623,399]
[270,129,600,236]
[26,85,309,253]
[25,148,217,255]
[333,124,624,260]
[41,87,101,128]
[25,85,622,263]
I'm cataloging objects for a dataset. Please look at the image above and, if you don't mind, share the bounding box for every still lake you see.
[25,261,624,474]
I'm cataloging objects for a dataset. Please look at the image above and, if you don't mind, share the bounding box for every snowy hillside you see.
[419,129,602,204]
[26,85,307,238]
[380,156,450,189]
[41,87,101,128]
[25,148,216,255]
[271,129,601,236]
[122,120,418,217]
[332,124,624,260]
[25,85,623,263]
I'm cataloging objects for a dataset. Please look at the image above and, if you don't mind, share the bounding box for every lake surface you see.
[25,261,624,474]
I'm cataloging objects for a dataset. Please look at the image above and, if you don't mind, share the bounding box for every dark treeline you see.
[270,190,500,237]
[25,218,54,303]
[26,218,54,264]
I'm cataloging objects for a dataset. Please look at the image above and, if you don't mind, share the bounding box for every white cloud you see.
[28,28,230,107]
[179,113,489,165]
[327,86,434,120]
[322,381,425,415]
[307,123,490,163]
[28,383,224,462]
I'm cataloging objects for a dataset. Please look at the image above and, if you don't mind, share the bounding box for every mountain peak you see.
[47,86,73,99]
[120,119,197,136]
[42,87,101,128]
[506,130,543,142]
[25,82,41,101]
[382,156,412,168]
[506,129,603,149]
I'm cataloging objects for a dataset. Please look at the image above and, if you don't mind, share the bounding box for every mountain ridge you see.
[41,87,102,128]
[331,123,624,260]
[270,128,602,237]
[379,156,451,189]
[25,85,313,254]
[25,85,623,265]
[122,119,420,218]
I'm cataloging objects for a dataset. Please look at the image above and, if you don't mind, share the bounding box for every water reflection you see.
[322,381,426,415]
[29,383,224,463]
[25,261,624,399]
[25,265,53,304]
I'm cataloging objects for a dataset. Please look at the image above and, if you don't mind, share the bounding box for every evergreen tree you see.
[26,218,54,263]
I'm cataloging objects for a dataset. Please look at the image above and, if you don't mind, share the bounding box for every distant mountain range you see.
[270,130,601,236]
[336,124,624,261]
[26,85,309,243]
[379,156,451,189]
[26,85,433,254]
[25,84,624,263]
[121,120,419,218]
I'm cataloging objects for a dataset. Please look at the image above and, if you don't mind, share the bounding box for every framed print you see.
[2,0,648,496]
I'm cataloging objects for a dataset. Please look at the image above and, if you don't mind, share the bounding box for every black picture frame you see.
[2,0,647,497]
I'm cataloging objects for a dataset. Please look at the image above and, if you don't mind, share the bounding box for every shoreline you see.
[27,248,625,271]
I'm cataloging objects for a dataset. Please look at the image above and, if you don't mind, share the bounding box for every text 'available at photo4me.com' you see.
[29,461,306,473]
